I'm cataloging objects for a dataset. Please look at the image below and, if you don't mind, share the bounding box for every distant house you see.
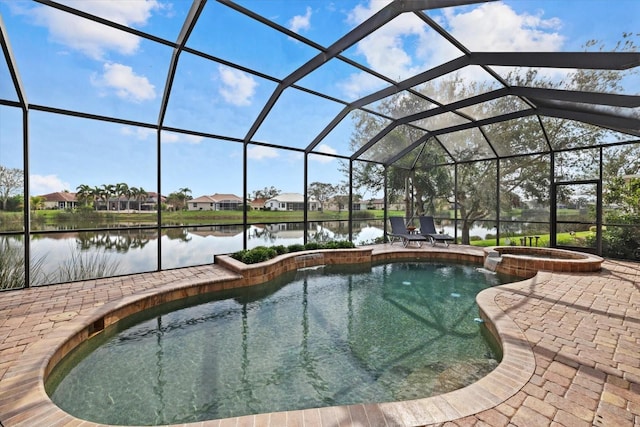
[37,191,164,211]
[324,196,346,211]
[369,198,403,211]
[95,192,164,211]
[40,192,77,210]
[188,193,243,211]
[130,192,164,211]
[369,198,385,210]
[265,193,318,211]
[324,197,404,211]
[250,197,268,210]
[325,196,371,211]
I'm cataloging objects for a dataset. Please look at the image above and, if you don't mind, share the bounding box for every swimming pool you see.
[47,261,516,425]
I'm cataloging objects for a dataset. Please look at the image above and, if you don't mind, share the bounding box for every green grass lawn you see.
[16,208,396,227]
[469,230,593,248]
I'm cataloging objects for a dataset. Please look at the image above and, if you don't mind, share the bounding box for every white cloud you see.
[184,134,205,144]
[30,174,71,195]
[310,144,338,163]
[121,126,156,140]
[289,152,304,162]
[339,1,566,98]
[340,1,431,97]
[31,1,162,60]
[248,146,279,160]
[218,66,258,106]
[348,1,424,81]
[62,0,162,26]
[316,144,337,155]
[443,3,565,51]
[339,70,389,100]
[160,131,204,144]
[91,63,156,103]
[162,132,180,143]
[346,0,392,25]
[289,7,312,33]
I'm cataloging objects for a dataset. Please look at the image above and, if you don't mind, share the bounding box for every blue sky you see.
[0,0,637,199]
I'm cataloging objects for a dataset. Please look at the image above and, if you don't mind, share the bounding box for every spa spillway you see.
[483,246,604,278]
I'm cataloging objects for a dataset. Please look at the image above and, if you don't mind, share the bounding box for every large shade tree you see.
[0,166,23,211]
[348,35,639,244]
[307,182,337,211]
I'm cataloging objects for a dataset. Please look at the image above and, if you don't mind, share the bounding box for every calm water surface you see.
[20,220,501,286]
[48,261,516,425]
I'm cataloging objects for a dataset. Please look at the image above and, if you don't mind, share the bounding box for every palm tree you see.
[115,183,129,212]
[135,187,148,211]
[100,184,115,211]
[92,186,102,210]
[30,195,45,211]
[124,185,133,211]
[75,184,93,208]
[178,187,192,211]
[129,187,139,211]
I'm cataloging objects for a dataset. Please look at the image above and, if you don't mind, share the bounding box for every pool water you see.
[48,262,516,425]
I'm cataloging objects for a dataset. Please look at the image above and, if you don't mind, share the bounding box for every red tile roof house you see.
[250,197,268,210]
[39,191,78,210]
[188,193,244,211]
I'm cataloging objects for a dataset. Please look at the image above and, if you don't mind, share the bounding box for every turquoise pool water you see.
[48,261,516,425]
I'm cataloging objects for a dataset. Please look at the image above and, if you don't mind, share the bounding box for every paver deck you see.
[0,245,638,426]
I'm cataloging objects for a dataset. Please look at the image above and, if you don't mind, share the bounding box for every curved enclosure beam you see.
[469,52,640,70]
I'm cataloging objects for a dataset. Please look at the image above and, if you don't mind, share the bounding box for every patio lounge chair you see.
[419,216,455,247]
[389,216,428,248]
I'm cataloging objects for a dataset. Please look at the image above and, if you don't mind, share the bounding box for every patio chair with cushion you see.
[419,216,455,247]
[388,216,428,248]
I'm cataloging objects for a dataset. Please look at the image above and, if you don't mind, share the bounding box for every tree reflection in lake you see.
[23,222,388,286]
[4,221,392,286]
[6,220,514,287]
[75,229,156,252]
[30,229,158,286]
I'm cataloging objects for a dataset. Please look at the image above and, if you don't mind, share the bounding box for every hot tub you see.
[483,246,603,278]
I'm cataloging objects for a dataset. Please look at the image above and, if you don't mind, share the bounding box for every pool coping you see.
[483,246,604,278]
[2,245,537,426]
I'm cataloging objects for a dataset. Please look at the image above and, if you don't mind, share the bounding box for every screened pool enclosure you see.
[1,0,639,288]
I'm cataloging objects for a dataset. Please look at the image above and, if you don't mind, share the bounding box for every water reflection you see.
[12,220,519,286]
[75,229,156,252]
[21,222,388,286]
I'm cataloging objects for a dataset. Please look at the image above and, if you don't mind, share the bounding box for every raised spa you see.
[47,261,518,426]
[483,246,604,278]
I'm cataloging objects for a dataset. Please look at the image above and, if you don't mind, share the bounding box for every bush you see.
[232,246,277,264]
[287,244,306,253]
[230,241,356,264]
[600,213,640,260]
[324,240,356,249]
[271,245,288,255]
[230,249,248,262]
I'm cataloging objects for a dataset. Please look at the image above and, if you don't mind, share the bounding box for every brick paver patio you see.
[0,245,638,426]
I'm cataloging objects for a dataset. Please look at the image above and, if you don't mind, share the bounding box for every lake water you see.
[5,220,500,287]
